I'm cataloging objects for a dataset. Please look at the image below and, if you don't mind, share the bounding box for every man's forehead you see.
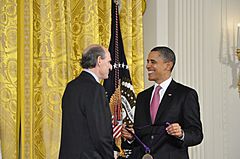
[148,52,161,59]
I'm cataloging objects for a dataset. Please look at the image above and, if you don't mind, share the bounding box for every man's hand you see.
[166,123,184,138]
[122,124,134,141]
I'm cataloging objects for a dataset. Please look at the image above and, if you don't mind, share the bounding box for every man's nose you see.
[146,63,150,69]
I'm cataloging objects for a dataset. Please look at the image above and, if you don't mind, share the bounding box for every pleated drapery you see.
[0,0,144,158]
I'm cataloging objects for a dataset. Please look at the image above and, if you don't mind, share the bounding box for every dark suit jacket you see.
[59,71,114,159]
[129,80,203,159]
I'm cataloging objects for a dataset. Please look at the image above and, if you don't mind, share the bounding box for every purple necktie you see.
[150,86,161,123]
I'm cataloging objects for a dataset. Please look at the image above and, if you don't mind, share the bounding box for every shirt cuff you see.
[178,130,185,140]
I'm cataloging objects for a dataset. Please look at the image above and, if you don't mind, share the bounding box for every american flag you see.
[112,116,122,139]
[104,0,136,158]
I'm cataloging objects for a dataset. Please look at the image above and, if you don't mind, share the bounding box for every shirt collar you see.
[83,69,100,83]
[154,76,172,90]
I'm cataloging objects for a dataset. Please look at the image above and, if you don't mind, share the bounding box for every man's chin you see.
[148,77,155,81]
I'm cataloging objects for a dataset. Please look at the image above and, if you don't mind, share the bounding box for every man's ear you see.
[97,56,101,66]
[166,62,173,71]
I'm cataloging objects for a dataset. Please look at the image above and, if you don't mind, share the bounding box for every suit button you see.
[151,135,154,140]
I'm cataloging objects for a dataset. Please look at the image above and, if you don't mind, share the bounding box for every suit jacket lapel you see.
[154,80,177,123]
[144,86,154,124]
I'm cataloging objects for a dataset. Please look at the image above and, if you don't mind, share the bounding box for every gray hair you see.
[80,44,106,69]
[151,46,176,71]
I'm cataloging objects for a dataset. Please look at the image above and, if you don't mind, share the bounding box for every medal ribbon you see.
[126,122,170,154]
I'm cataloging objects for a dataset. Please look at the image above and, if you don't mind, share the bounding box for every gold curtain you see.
[0,0,18,158]
[0,0,144,159]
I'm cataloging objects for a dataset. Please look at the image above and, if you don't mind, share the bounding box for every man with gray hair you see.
[59,44,114,159]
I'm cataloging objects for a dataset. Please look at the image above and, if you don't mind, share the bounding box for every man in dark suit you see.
[59,44,114,159]
[122,46,203,159]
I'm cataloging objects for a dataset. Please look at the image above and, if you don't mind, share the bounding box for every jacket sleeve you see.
[182,89,203,146]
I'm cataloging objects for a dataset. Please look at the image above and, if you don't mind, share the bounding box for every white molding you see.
[143,0,240,159]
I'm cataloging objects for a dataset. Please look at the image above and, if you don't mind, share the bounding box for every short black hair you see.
[151,46,176,71]
[80,45,106,69]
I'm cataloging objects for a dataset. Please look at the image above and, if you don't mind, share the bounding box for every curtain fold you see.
[0,0,18,159]
[120,0,144,94]
[0,0,144,158]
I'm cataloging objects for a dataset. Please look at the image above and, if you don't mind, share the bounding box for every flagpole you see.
[104,0,137,158]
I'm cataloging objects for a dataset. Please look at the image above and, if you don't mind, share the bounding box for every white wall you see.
[143,0,240,159]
